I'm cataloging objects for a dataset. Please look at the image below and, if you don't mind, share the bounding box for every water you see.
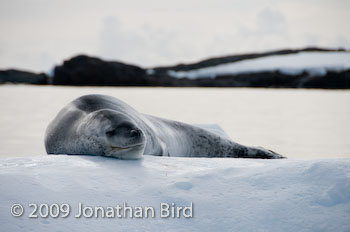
[0,85,349,159]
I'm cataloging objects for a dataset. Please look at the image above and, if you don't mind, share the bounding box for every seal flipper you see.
[157,139,168,156]
[243,146,285,159]
[144,137,168,156]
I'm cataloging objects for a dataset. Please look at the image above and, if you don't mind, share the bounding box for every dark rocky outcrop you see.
[299,69,350,89]
[1,47,349,88]
[151,47,347,74]
[0,69,47,84]
[147,69,350,88]
[53,55,147,86]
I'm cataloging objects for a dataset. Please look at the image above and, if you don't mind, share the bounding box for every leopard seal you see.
[45,94,284,159]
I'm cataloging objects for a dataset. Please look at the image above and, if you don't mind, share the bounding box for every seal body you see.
[45,94,284,159]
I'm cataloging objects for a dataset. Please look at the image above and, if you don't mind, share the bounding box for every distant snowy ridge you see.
[167,52,350,79]
[1,156,350,231]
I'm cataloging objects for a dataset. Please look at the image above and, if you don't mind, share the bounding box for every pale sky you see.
[0,0,349,72]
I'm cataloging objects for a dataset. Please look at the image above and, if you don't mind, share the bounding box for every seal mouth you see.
[110,144,144,151]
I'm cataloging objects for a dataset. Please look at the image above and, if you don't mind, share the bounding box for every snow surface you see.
[168,51,350,79]
[1,156,350,232]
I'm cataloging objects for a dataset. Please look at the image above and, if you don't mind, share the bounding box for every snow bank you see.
[168,51,350,79]
[1,156,349,232]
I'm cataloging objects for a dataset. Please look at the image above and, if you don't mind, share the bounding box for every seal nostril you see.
[130,129,141,137]
[106,129,116,137]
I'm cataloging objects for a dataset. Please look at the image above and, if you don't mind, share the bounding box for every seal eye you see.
[106,129,116,136]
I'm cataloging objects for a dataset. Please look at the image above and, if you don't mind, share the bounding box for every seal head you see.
[77,109,146,159]
[47,108,146,159]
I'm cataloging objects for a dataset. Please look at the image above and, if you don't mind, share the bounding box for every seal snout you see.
[103,119,146,159]
[105,123,144,139]
[105,121,146,148]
